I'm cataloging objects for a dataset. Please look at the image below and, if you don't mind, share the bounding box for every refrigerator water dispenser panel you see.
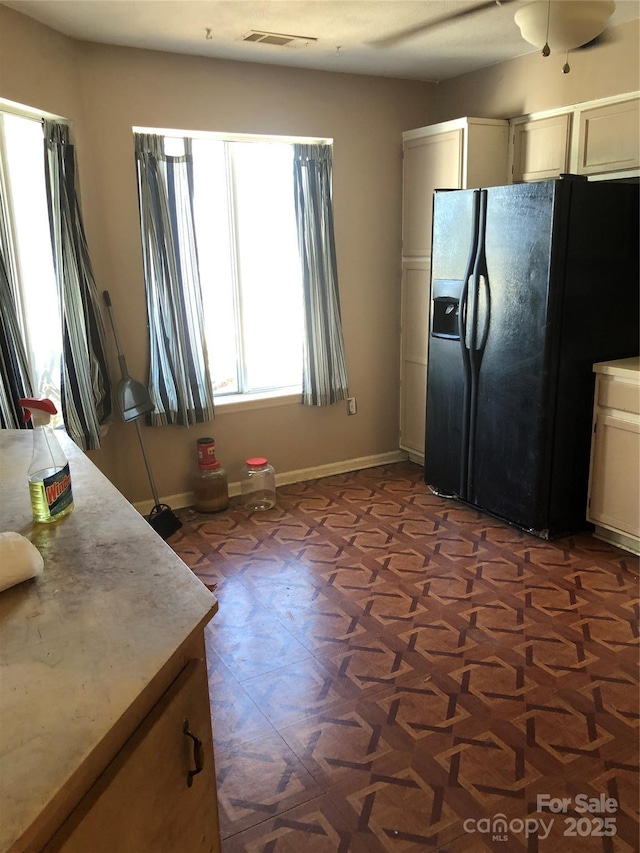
[432,279,463,340]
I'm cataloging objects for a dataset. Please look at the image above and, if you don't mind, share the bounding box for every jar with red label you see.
[192,438,229,513]
[241,457,276,511]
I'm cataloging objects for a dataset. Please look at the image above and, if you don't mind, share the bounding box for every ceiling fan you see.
[373,0,616,73]
[515,1,615,72]
[371,0,519,48]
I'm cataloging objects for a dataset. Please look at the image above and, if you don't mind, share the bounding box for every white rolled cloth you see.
[0,532,44,592]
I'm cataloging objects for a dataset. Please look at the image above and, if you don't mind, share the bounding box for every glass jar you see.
[241,457,276,511]
[192,438,229,513]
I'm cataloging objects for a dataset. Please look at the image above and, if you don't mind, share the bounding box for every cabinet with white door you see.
[510,91,640,183]
[587,357,640,555]
[575,96,640,176]
[511,112,572,182]
[400,117,509,459]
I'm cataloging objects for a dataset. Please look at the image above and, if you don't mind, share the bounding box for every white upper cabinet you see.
[511,113,572,182]
[576,97,640,175]
[510,92,640,183]
[402,118,509,259]
[402,129,463,258]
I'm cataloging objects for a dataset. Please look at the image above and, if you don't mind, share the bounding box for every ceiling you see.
[3,0,640,82]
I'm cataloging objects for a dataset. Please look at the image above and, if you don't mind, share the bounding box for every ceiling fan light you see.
[515,1,615,52]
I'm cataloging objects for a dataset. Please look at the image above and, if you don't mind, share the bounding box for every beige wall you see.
[0,6,436,502]
[0,5,82,119]
[435,18,640,121]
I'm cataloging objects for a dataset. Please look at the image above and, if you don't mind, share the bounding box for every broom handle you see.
[104,290,161,510]
[134,419,161,507]
[103,291,131,380]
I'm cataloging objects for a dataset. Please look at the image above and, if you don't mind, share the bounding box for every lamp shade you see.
[515,0,615,52]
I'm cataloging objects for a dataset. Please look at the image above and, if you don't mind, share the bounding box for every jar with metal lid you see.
[241,457,276,511]
[192,438,229,513]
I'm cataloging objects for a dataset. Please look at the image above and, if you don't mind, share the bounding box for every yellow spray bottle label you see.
[28,463,74,522]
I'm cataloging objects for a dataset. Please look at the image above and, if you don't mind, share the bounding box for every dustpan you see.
[103,291,155,423]
[103,291,182,539]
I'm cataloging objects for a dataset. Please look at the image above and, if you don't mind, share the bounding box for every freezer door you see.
[424,189,477,495]
[471,181,557,532]
[548,179,640,534]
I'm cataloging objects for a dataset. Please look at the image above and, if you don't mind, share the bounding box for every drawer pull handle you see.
[183,718,204,787]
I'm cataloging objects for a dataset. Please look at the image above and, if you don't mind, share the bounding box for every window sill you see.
[214,388,301,414]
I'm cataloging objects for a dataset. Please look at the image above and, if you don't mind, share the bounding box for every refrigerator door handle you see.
[474,189,491,356]
[459,190,481,500]
[459,191,481,355]
[465,189,489,501]
[475,274,491,353]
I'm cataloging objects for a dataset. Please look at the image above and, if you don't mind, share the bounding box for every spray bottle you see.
[18,398,74,523]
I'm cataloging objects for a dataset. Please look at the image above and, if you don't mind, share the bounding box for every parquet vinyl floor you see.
[168,462,639,852]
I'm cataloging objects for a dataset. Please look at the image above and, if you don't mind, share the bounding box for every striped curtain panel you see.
[43,121,111,450]
[0,187,33,428]
[293,144,349,406]
[134,133,214,427]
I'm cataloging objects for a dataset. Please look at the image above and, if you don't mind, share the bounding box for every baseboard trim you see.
[593,524,640,556]
[133,450,408,516]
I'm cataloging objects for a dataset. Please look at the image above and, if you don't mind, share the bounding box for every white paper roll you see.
[0,532,44,592]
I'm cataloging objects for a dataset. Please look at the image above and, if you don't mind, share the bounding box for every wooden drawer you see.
[598,378,640,415]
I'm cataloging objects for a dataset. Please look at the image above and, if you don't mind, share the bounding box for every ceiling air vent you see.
[241,30,317,48]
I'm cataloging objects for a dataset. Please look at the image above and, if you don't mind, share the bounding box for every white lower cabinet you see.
[587,358,640,555]
[400,260,430,455]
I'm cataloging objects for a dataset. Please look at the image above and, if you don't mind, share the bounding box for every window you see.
[0,108,62,423]
[136,129,347,422]
[161,133,309,400]
[193,138,303,398]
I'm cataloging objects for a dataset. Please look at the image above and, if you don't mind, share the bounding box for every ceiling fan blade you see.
[371,0,516,48]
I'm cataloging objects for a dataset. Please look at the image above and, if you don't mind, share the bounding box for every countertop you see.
[0,430,217,852]
[593,356,640,380]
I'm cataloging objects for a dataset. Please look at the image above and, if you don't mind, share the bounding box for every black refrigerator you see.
[424,176,639,538]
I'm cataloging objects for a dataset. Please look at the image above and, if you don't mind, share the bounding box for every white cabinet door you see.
[511,113,571,182]
[402,129,463,257]
[576,97,640,175]
[400,261,430,455]
[588,369,640,555]
[589,413,640,538]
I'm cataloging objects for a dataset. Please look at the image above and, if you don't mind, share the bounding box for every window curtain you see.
[293,144,348,407]
[43,121,111,450]
[0,177,33,428]
[134,133,215,427]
